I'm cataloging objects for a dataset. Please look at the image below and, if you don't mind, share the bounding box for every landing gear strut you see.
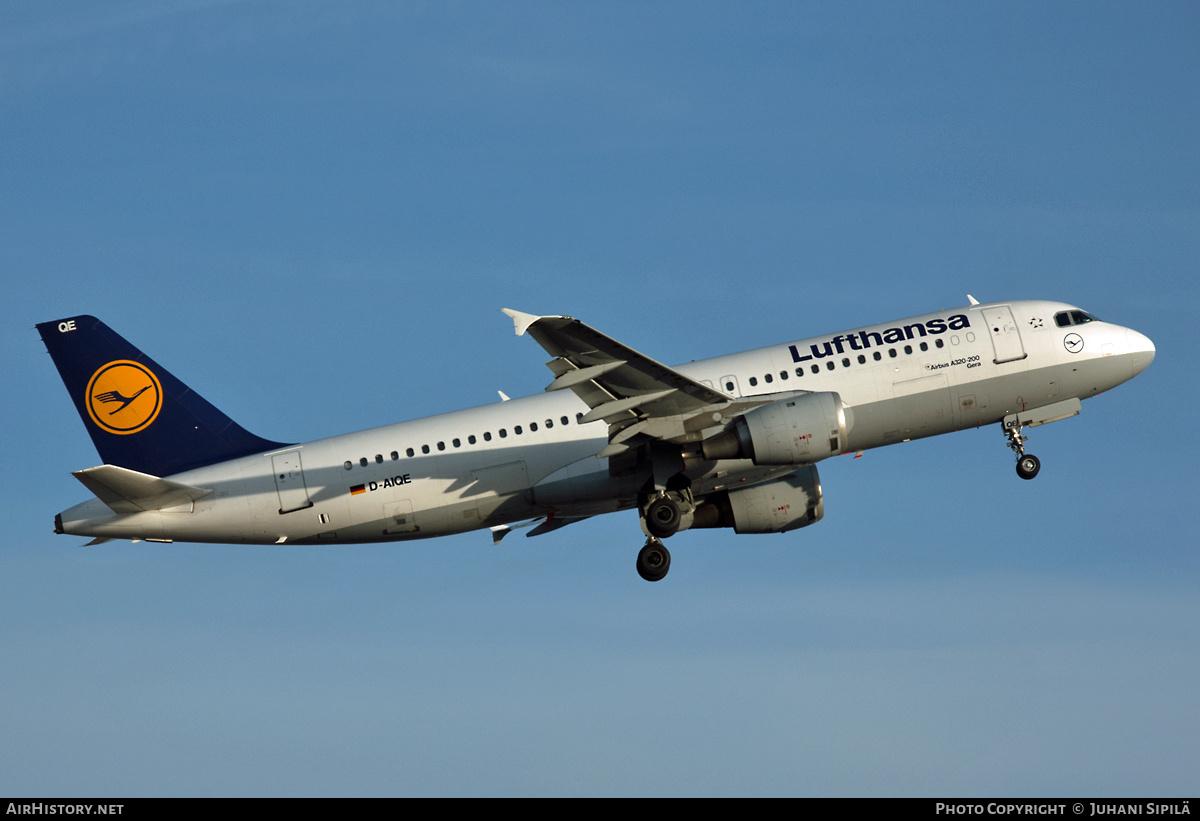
[637,538,671,582]
[1003,420,1041,480]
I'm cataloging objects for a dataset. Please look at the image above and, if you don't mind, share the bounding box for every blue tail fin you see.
[38,315,288,476]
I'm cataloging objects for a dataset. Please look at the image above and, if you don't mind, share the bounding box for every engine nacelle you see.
[702,392,852,465]
[692,465,824,534]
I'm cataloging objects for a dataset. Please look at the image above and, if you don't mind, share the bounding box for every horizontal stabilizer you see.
[72,464,212,514]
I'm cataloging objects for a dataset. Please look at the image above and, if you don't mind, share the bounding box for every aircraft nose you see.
[1125,328,1155,375]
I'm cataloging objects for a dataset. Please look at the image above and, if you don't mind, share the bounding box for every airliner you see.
[38,297,1154,581]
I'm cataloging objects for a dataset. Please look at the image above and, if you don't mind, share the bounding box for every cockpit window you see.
[1055,310,1102,327]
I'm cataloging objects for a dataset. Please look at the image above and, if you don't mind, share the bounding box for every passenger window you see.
[390,451,398,460]
[764,373,773,383]
[779,371,788,380]
[873,352,881,361]
[561,416,569,425]
[935,339,944,348]
[919,342,928,352]
[749,377,758,387]
[811,365,819,374]
[483,432,492,441]
[468,435,476,445]
[545,419,553,428]
[421,445,430,454]
[795,368,804,377]
[826,361,835,371]
[359,457,368,467]
[725,381,734,391]
[499,429,507,438]
[343,461,352,470]
[375,454,383,464]
[904,345,913,355]
[452,438,461,448]
[841,358,850,367]
[857,355,866,364]
[514,425,523,435]
[889,349,897,358]
[406,448,415,457]
[437,441,445,451]
[530,422,538,431]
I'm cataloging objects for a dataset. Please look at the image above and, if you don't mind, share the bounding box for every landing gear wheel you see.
[1016,454,1041,480]
[1003,419,1040,481]
[645,495,682,538]
[637,540,671,582]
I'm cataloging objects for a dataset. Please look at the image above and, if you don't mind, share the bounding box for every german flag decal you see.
[350,484,366,496]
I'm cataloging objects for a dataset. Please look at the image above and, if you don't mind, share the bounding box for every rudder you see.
[38,315,287,476]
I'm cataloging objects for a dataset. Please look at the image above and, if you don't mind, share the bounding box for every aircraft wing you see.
[488,514,592,545]
[502,309,792,456]
[502,309,729,420]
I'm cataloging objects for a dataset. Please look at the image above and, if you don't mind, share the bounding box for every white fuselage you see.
[57,300,1154,545]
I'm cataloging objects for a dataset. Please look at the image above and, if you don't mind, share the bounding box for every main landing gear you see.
[1003,419,1041,480]
[644,494,682,538]
[637,538,671,582]
[635,482,692,582]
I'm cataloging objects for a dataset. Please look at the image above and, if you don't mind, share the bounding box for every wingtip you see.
[501,308,542,336]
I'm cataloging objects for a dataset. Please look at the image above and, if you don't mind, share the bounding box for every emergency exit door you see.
[272,450,312,514]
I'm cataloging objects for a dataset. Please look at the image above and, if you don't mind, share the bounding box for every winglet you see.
[967,294,980,306]
[501,308,543,337]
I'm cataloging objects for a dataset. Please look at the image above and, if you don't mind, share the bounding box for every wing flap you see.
[545,360,626,392]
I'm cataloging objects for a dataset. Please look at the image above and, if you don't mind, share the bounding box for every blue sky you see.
[2,1,1197,796]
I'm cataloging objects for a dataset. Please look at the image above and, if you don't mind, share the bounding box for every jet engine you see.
[691,466,824,533]
[701,391,852,465]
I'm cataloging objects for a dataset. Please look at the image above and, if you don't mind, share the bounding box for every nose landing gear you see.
[1003,420,1041,480]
